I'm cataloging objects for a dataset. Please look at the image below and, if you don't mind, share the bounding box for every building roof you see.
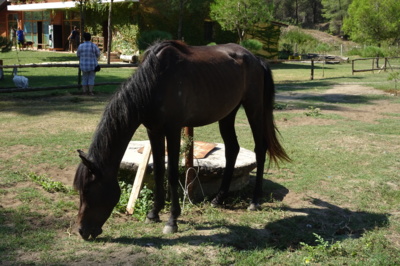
[7,0,138,11]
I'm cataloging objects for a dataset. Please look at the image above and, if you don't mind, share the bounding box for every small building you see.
[0,0,137,50]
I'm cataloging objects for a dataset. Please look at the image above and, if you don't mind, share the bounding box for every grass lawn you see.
[0,50,399,265]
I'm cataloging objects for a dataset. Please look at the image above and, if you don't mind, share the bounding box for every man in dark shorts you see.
[68,26,80,53]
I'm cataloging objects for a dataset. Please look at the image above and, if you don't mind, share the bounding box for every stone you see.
[120,140,257,201]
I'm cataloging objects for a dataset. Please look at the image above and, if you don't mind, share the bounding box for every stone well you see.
[120,140,256,201]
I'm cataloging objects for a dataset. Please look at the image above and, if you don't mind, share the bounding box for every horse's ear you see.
[77,149,97,173]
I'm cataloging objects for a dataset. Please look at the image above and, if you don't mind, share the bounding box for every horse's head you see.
[74,150,121,240]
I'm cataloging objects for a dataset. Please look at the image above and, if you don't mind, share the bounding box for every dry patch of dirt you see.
[277,84,399,124]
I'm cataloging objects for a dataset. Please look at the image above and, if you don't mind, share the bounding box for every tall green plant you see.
[210,0,273,42]
[279,27,318,55]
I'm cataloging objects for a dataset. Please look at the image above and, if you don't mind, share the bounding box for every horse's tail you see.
[259,58,291,165]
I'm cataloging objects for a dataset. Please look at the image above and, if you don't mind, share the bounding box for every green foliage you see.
[348,46,386,58]
[315,43,332,54]
[388,71,400,90]
[27,172,72,194]
[137,30,173,51]
[301,233,347,263]
[321,0,352,34]
[114,181,133,214]
[133,185,153,222]
[114,181,153,222]
[361,46,385,57]
[0,36,13,53]
[210,0,273,41]
[304,106,322,117]
[112,24,139,54]
[279,27,318,55]
[240,39,263,53]
[343,0,400,45]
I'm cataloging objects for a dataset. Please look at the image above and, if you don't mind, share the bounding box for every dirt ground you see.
[1,84,399,264]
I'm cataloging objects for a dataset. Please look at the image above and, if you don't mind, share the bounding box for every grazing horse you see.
[73,40,290,240]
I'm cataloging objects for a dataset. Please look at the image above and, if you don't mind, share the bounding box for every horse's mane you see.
[88,42,187,166]
[74,41,190,190]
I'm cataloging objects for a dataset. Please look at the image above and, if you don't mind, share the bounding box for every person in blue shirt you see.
[77,32,100,95]
[16,28,24,51]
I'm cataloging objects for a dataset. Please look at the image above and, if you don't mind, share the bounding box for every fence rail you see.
[0,63,138,93]
[352,57,400,75]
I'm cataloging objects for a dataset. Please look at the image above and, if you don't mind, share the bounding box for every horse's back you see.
[141,41,265,127]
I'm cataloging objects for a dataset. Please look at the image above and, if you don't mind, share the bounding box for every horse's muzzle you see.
[79,227,103,240]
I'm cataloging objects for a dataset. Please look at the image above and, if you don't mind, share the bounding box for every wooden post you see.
[0,60,3,81]
[126,143,152,215]
[310,59,314,80]
[184,127,195,200]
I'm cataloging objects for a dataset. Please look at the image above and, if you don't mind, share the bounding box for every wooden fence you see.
[352,57,400,75]
[0,63,137,93]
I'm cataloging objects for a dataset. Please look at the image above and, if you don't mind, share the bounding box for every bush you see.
[279,27,318,55]
[112,24,139,55]
[361,46,385,58]
[137,30,173,51]
[240,39,263,53]
[0,36,13,53]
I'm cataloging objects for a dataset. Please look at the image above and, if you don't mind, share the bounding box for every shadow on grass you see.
[0,87,120,116]
[106,179,389,251]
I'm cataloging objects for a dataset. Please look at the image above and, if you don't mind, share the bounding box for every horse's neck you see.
[90,117,140,173]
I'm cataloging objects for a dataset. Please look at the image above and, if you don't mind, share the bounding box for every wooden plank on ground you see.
[126,143,152,215]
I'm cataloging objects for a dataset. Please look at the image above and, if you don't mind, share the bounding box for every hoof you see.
[211,201,223,208]
[163,225,178,234]
[211,197,223,208]
[247,203,261,211]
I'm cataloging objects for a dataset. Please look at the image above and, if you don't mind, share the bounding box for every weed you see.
[133,186,154,221]
[274,102,288,110]
[27,172,72,193]
[114,181,153,221]
[114,181,133,214]
[388,71,400,92]
[300,233,346,263]
[304,106,321,117]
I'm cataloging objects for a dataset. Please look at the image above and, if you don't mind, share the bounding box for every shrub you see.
[240,39,263,53]
[279,27,318,55]
[137,30,173,51]
[0,36,13,53]
[112,24,139,55]
[361,46,385,58]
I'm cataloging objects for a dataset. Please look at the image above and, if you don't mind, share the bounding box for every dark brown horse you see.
[73,40,290,240]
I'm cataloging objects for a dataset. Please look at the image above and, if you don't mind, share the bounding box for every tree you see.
[210,0,273,42]
[343,0,400,45]
[321,0,352,34]
[154,0,212,40]
[268,0,324,26]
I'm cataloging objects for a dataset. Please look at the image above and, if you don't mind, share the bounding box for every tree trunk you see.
[107,0,113,64]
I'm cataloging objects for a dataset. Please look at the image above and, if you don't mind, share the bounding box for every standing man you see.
[16,28,24,51]
[67,26,79,53]
[77,32,100,95]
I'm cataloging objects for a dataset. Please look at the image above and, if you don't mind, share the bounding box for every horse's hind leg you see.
[243,104,267,211]
[211,106,240,206]
[163,129,182,233]
[146,131,165,223]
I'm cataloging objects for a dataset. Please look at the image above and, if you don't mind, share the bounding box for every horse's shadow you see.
[106,179,389,251]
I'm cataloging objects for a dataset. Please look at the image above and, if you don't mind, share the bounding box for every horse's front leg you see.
[163,130,182,234]
[146,131,165,223]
